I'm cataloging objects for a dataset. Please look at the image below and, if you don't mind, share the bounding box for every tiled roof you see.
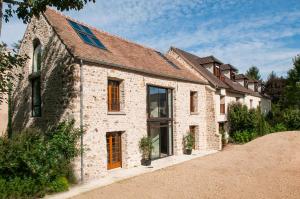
[170,47,229,89]
[220,64,238,71]
[223,77,261,97]
[43,9,206,84]
[235,74,248,80]
[197,56,223,65]
[171,47,263,97]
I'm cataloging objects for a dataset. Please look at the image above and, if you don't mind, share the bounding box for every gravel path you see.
[72,131,300,199]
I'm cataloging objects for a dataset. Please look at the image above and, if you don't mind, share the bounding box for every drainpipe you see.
[79,59,84,183]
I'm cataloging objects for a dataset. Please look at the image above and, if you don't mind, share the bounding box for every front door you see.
[106,132,122,170]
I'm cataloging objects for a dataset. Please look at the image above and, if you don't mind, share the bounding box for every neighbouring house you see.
[167,47,271,138]
[13,8,221,182]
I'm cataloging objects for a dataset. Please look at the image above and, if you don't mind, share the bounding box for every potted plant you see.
[184,133,194,155]
[139,136,153,166]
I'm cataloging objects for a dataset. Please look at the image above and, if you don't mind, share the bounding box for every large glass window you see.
[31,43,42,117]
[148,86,170,118]
[147,85,173,160]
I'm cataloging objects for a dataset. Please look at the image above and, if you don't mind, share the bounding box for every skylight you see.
[68,20,106,49]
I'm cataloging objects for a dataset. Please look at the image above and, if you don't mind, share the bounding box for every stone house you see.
[166,47,271,137]
[13,9,221,181]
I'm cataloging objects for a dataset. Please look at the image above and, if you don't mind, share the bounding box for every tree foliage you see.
[264,71,286,104]
[245,66,261,81]
[284,55,300,109]
[0,43,27,103]
[2,0,95,24]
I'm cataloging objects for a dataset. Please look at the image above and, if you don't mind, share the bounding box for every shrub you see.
[49,177,69,193]
[139,136,153,160]
[283,109,300,130]
[228,103,255,133]
[273,123,287,132]
[0,120,81,198]
[231,130,257,144]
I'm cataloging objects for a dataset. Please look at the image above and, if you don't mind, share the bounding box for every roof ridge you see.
[45,7,158,53]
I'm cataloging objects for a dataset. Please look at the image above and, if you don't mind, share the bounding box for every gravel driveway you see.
[72,131,300,199]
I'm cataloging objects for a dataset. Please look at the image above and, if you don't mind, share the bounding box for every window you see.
[220,96,225,114]
[213,65,221,79]
[250,99,253,109]
[190,91,198,113]
[148,86,172,118]
[68,19,106,49]
[254,83,258,92]
[31,43,42,117]
[108,80,120,112]
[244,80,248,88]
[230,70,235,80]
[147,86,173,159]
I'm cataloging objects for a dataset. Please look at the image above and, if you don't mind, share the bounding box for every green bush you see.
[283,109,300,130]
[49,177,69,193]
[228,103,256,133]
[231,130,257,144]
[0,120,81,198]
[273,123,287,132]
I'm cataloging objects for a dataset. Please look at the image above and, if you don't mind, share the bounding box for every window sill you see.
[190,112,199,115]
[108,111,126,115]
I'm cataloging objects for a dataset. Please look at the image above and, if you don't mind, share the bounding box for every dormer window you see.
[213,65,221,79]
[244,80,248,89]
[230,70,235,81]
[254,83,258,92]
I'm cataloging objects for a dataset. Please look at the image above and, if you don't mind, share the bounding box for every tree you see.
[1,0,95,33]
[246,66,262,81]
[0,43,27,103]
[284,55,300,109]
[264,71,286,104]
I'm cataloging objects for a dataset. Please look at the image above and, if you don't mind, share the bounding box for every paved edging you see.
[45,150,218,199]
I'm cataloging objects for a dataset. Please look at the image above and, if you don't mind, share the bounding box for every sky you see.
[1,0,300,80]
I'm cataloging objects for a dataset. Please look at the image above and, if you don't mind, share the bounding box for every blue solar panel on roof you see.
[67,19,106,50]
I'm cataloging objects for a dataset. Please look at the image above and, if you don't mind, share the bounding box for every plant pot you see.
[141,158,151,166]
[185,149,192,155]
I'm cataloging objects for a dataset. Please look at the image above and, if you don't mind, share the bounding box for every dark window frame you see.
[31,42,42,117]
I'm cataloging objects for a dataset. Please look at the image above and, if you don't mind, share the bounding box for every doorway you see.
[106,132,122,170]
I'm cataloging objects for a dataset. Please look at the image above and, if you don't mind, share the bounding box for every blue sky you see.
[1,0,300,80]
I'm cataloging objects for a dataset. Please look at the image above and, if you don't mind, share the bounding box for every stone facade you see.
[13,14,221,182]
[0,100,8,136]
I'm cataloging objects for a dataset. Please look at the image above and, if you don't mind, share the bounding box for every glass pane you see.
[168,123,173,155]
[149,86,159,118]
[91,37,105,49]
[68,20,83,32]
[78,32,95,46]
[158,88,167,117]
[33,45,42,73]
[168,89,172,117]
[32,79,41,117]
[149,126,160,159]
[80,24,94,35]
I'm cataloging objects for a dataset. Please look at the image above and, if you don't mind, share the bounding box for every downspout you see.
[79,59,84,183]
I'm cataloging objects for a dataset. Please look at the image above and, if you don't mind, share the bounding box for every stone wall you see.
[13,15,78,132]
[75,62,220,180]
[0,100,8,136]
